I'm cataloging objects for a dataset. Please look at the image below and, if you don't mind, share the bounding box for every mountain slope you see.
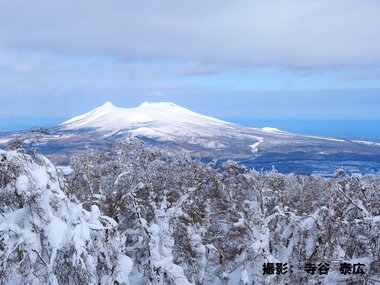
[1,102,380,176]
[59,102,244,146]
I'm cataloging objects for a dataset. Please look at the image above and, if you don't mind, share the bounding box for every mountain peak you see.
[100,101,116,109]
[138,102,181,109]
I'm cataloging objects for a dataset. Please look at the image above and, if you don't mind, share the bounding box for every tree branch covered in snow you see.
[1,138,380,284]
[0,149,132,285]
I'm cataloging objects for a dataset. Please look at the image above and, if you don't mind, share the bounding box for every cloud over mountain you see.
[2,0,380,69]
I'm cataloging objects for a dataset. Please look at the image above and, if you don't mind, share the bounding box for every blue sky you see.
[1,0,380,123]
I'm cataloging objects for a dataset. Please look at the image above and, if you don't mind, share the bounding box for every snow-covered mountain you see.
[1,102,380,176]
[62,101,233,133]
[60,101,244,147]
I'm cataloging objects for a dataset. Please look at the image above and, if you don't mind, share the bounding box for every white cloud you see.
[1,0,380,69]
[0,49,181,98]
[1,0,380,119]
[178,62,226,76]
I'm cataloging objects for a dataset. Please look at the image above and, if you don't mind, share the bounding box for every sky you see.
[1,0,380,127]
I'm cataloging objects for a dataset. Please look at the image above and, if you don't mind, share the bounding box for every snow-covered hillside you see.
[0,150,132,284]
[1,141,380,284]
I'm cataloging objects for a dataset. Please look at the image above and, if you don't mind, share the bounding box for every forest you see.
[1,137,379,284]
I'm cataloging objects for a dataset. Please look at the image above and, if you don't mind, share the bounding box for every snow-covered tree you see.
[0,149,132,285]
[64,138,380,284]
